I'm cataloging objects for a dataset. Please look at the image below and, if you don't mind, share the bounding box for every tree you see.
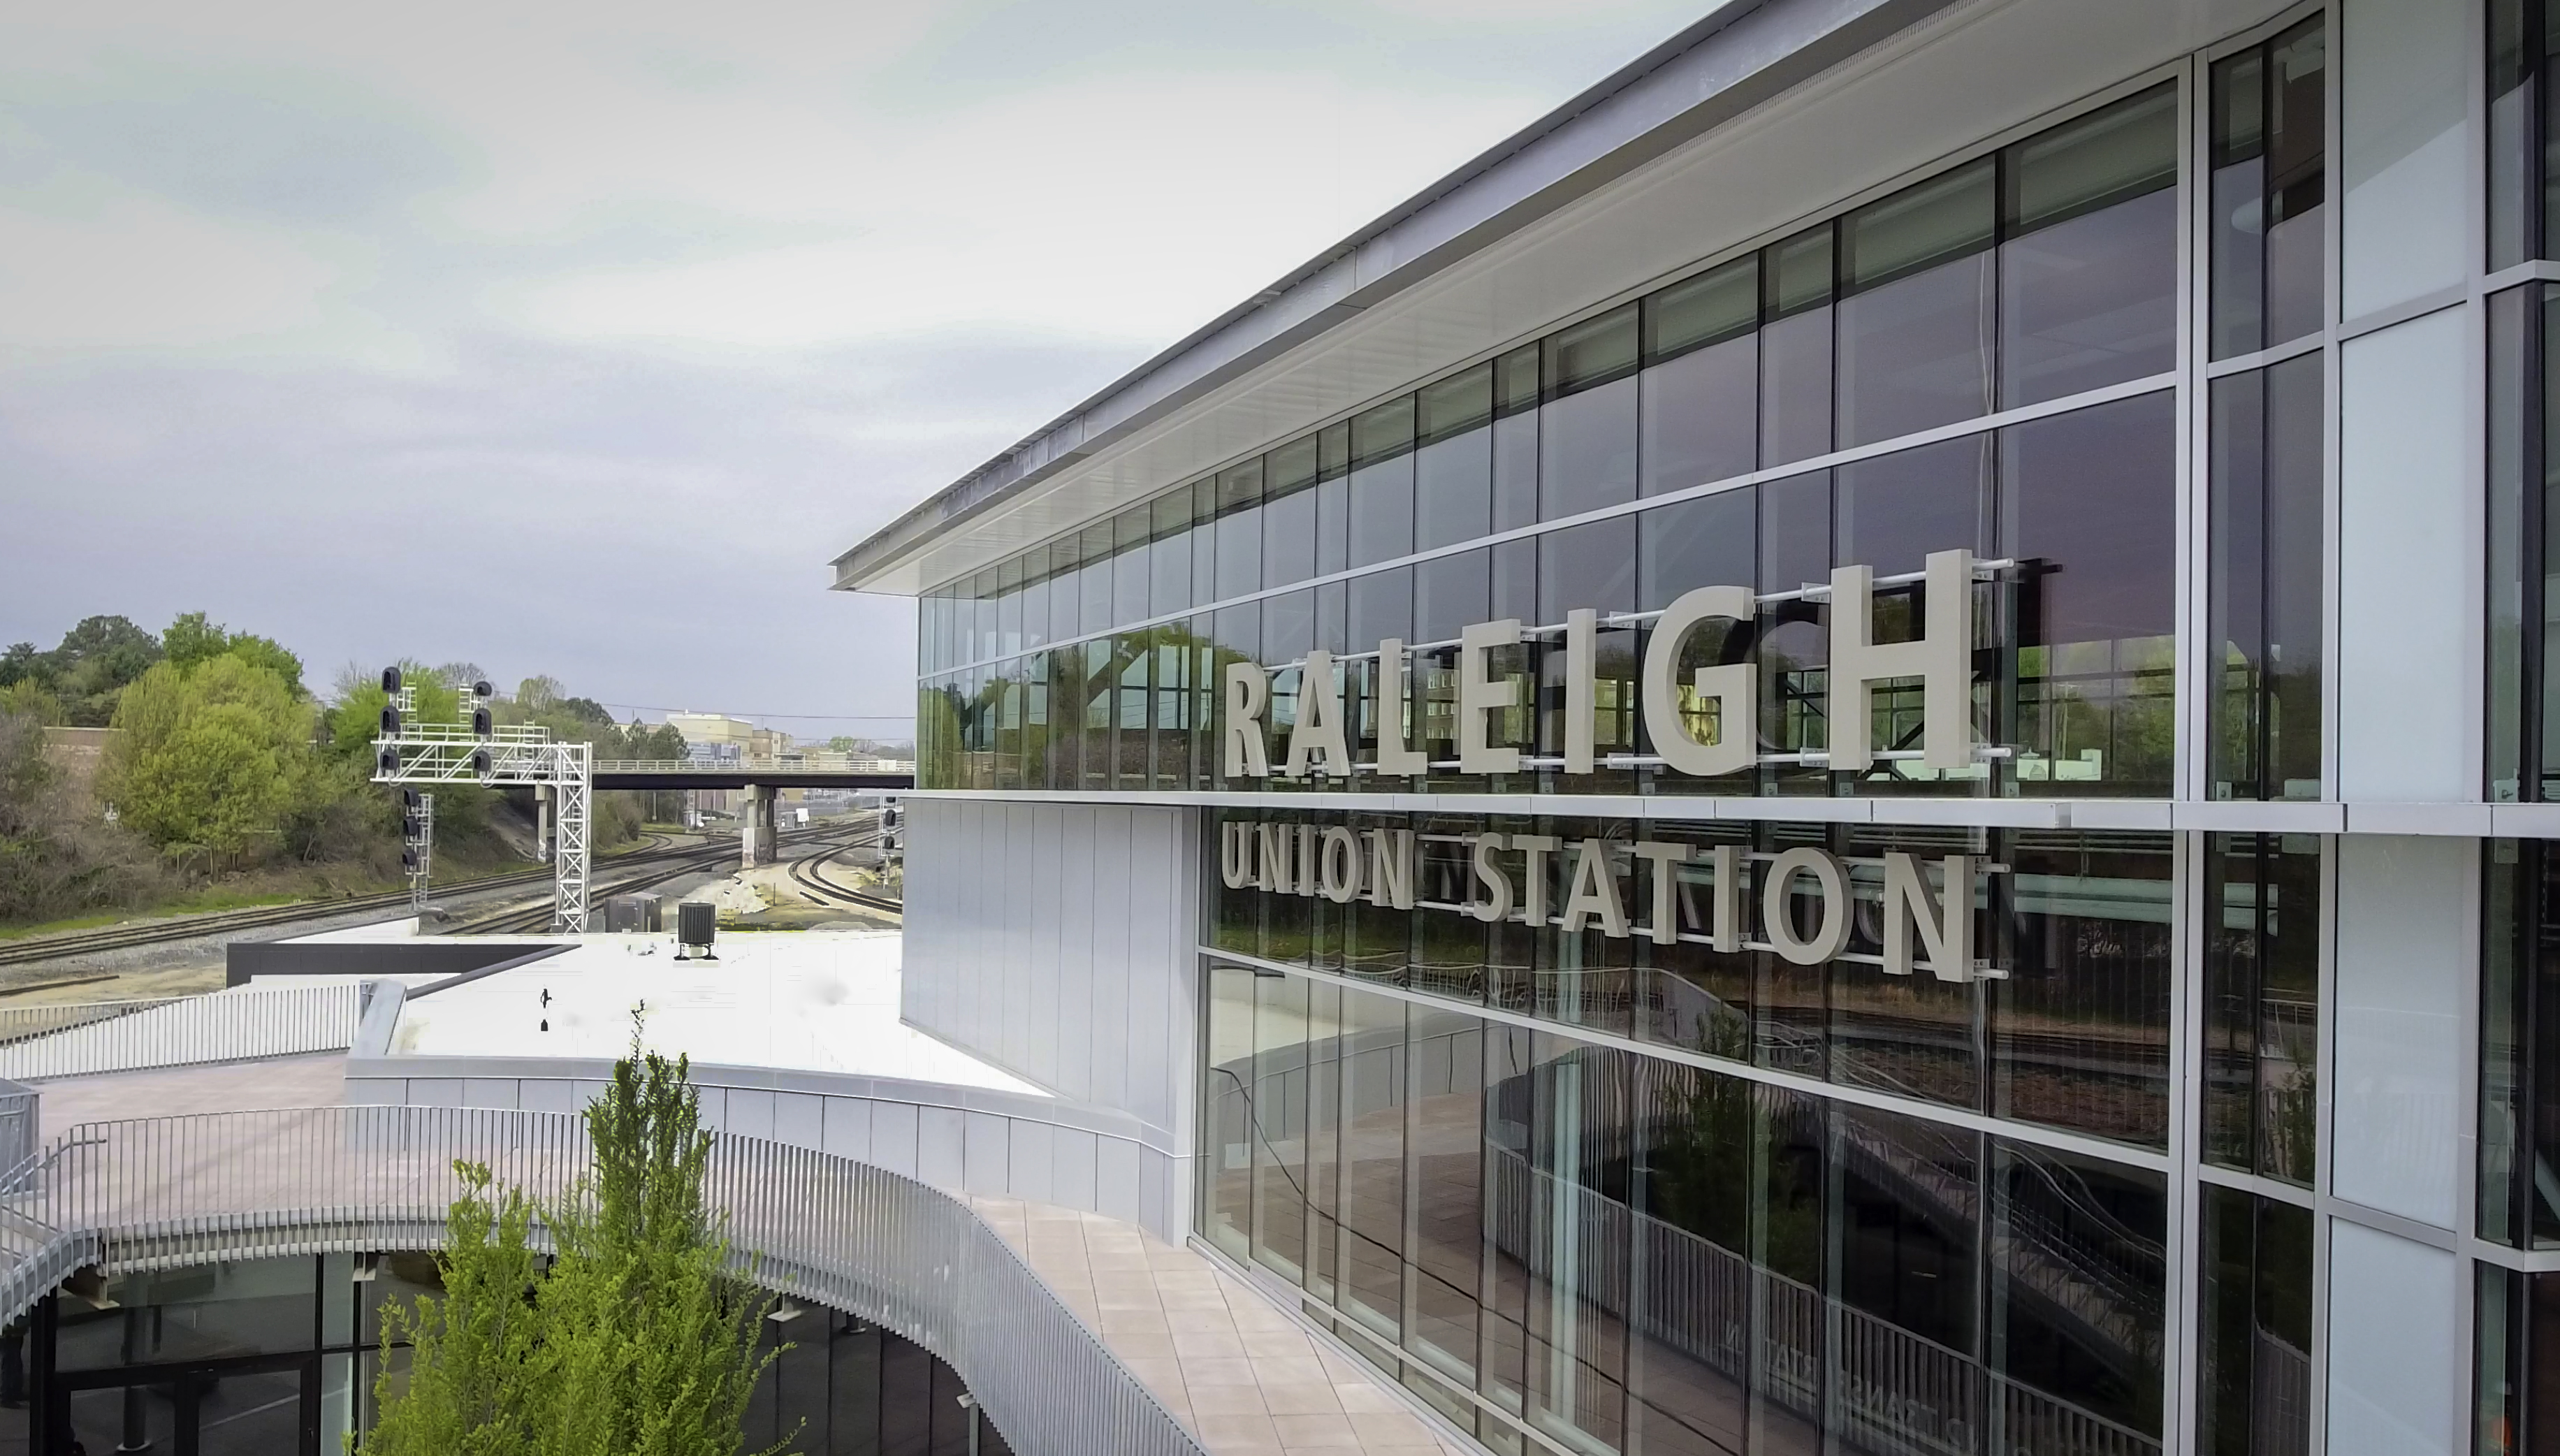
[163,611,307,697]
[361,1165,546,1455]
[45,615,163,725]
[101,656,310,864]
[0,643,43,689]
[360,1026,790,1456]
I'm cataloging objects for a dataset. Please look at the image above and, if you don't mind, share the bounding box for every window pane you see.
[1629,1059,1750,1456]
[1406,1005,1484,1381]
[2000,188,2177,406]
[1353,395,1416,468]
[1541,375,1640,519]
[1835,432,1992,575]
[1419,363,1494,444]
[1205,961,1257,1260]
[1833,1105,1978,1355]
[1264,479,1318,588]
[1845,159,1995,291]
[1349,567,1413,650]
[2263,20,2327,348]
[1416,425,1494,551]
[1494,412,1539,531]
[1349,453,1416,569]
[2209,49,2269,358]
[1990,1142,2165,1438]
[1214,461,1264,602]
[1539,517,1638,622]
[1114,509,1150,626]
[2202,833,2322,1184]
[1638,489,1756,611]
[2008,84,2177,233]
[1759,309,1833,468]
[1839,161,1996,446]
[1080,525,1114,634]
[1996,830,2175,1146]
[2197,1188,2314,1456]
[1415,550,1489,644]
[2000,391,2178,796]
[1641,334,1758,496]
[1150,493,1193,618]
[2208,356,2324,801]
[1337,989,1407,1342]
[1646,256,1757,362]
[1548,303,1639,395]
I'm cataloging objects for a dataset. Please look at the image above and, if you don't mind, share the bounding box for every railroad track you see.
[0,836,724,968]
[446,823,875,935]
[785,833,903,916]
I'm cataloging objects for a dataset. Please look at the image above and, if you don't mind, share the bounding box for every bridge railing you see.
[593,756,915,776]
[0,1105,1201,1456]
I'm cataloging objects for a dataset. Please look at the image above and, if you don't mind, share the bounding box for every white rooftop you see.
[344,929,1043,1095]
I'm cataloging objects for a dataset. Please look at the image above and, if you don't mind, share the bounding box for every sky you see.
[0,0,1708,741]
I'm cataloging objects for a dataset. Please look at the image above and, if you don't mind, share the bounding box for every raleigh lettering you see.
[1219,820,1989,982]
[1222,548,1980,780]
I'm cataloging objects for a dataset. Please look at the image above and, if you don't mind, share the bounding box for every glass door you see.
[50,1352,317,1456]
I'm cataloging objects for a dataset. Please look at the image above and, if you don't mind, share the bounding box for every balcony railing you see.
[0,1104,1201,1456]
[0,984,365,1081]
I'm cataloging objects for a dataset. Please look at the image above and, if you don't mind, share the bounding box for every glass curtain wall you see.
[1204,970,2169,1456]
[1209,808,2174,1150]
[2491,284,2560,802]
[22,1257,999,1456]
[2200,834,2322,1187]
[2484,838,2560,1250]
[2204,20,2327,805]
[918,83,2182,800]
[2492,0,2560,268]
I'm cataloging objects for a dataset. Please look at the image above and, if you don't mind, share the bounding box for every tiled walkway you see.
[974,1197,1469,1456]
[34,1052,346,1128]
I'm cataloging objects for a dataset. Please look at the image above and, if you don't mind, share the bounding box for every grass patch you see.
[0,888,307,941]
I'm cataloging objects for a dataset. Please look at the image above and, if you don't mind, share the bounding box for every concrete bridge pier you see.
[743,785,778,868]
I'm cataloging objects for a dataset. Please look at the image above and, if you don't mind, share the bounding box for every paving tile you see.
[1188,1381,1270,1415]
[1177,1356,1261,1387]
[1195,1411,1282,1448]
[1332,1383,1411,1414]
[1346,1412,1437,1446]
[1269,1413,1361,1448]
[1257,1381,1344,1415]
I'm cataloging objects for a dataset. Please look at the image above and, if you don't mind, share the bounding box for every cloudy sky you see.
[0,0,1705,740]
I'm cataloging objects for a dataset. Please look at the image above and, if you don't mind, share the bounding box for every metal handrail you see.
[0,1105,1202,1456]
[0,984,365,1081]
[592,756,915,775]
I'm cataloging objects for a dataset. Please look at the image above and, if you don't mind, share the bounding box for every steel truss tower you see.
[372,701,595,931]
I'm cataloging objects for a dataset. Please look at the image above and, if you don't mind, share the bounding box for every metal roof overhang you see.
[831,0,2297,598]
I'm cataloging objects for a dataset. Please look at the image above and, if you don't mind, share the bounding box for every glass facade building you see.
[841,0,2552,1454]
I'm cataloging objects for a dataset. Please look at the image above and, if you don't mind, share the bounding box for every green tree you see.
[46,615,163,725]
[361,1165,547,1455]
[164,611,307,697]
[101,656,311,864]
[360,1027,790,1456]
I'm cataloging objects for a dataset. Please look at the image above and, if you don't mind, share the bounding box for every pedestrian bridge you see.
[590,755,914,791]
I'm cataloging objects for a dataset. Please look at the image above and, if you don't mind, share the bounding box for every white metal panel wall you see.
[900,798,1202,1199]
[2340,0,2471,317]
[2331,835,2469,1228]
[2338,309,2478,802]
[2325,1223,2458,1456]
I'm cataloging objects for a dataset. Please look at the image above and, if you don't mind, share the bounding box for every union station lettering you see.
[1223,548,1981,782]
[1217,817,1990,982]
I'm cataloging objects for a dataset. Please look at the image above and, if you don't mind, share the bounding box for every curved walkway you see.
[0,1054,1476,1456]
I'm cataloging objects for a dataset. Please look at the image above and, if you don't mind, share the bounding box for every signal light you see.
[401,789,421,810]
[472,680,493,699]
[401,845,419,871]
[470,748,493,777]
[402,810,422,838]
[379,706,401,736]
[380,666,402,694]
[376,748,398,777]
[472,707,493,737]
